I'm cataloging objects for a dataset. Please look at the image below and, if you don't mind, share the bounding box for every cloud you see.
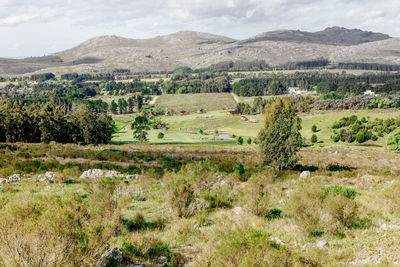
[0,0,399,57]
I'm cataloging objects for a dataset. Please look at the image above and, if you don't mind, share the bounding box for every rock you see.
[232,206,244,215]
[299,171,310,178]
[315,240,328,248]
[80,169,124,179]
[0,174,22,184]
[269,236,284,245]
[156,256,168,267]
[126,174,140,180]
[380,224,400,230]
[97,247,144,267]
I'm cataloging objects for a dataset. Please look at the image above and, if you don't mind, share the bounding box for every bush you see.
[312,124,318,132]
[356,132,365,143]
[247,138,252,145]
[196,227,310,266]
[388,131,400,152]
[237,136,243,145]
[324,185,357,200]
[157,132,164,139]
[288,181,359,236]
[311,134,318,143]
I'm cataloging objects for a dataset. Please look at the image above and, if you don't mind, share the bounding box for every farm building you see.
[151,112,163,117]
[180,110,189,115]
[157,123,168,129]
[226,111,242,117]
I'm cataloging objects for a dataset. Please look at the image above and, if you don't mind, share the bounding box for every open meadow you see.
[154,93,236,113]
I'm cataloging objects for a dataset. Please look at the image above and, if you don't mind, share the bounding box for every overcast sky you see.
[0,0,399,57]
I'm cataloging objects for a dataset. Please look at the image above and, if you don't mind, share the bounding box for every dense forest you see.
[0,101,114,144]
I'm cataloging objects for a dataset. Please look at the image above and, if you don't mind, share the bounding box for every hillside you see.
[240,27,390,46]
[1,27,399,75]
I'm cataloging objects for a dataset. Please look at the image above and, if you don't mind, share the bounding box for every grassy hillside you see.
[1,143,400,265]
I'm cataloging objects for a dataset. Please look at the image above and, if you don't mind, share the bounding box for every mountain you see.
[0,27,399,75]
[240,27,390,46]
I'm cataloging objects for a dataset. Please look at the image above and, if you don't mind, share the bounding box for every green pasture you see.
[155,93,236,112]
[112,108,400,147]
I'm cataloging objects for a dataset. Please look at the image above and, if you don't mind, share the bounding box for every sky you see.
[0,0,399,57]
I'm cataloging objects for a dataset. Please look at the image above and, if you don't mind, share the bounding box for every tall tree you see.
[257,97,302,170]
[131,114,149,143]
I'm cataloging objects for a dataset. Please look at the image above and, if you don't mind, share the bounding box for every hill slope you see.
[240,27,390,46]
[0,27,399,75]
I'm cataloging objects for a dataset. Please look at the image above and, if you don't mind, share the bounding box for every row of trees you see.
[232,79,288,96]
[110,96,144,114]
[0,102,114,144]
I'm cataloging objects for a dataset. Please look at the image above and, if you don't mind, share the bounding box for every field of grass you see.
[155,93,236,113]
[112,108,400,148]
[1,143,400,266]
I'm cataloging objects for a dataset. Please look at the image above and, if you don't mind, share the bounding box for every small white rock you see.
[380,224,400,230]
[299,171,310,178]
[316,240,328,248]
[269,236,284,245]
[232,206,244,215]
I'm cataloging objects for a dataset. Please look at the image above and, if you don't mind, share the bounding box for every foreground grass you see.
[0,143,400,266]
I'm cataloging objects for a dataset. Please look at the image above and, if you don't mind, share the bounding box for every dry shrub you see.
[194,223,315,267]
[287,179,359,236]
[121,234,186,266]
[0,178,126,266]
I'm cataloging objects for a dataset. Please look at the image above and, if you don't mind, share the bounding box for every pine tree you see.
[257,97,302,170]
[131,114,149,143]
[110,100,118,114]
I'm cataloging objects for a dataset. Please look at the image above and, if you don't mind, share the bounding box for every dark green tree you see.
[110,100,118,114]
[257,97,302,170]
[131,114,149,143]
[311,134,318,143]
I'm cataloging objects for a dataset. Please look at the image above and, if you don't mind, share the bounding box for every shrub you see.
[388,131,400,152]
[247,138,252,145]
[324,185,357,200]
[157,132,164,139]
[169,178,196,217]
[356,132,365,143]
[312,124,318,132]
[311,134,318,143]
[237,136,243,145]
[196,226,310,266]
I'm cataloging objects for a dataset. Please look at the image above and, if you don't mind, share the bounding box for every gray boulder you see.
[97,247,146,267]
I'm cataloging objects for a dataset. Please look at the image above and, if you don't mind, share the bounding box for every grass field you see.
[155,93,236,112]
[112,108,400,148]
[2,143,400,265]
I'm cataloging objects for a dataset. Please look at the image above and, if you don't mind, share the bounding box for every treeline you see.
[209,60,270,72]
[163,72,231,94]
[231,72,400,96]
[104,80,162,95]
[60,73,114,82]
[315,94,400,110]
[337,63,400,72]
[232,79,288,96]
[110,95,145,114]
[281,58,330,70]
[236,96,314,115]
[0,101,114,144]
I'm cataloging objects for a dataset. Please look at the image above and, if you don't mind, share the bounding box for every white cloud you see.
[0,0,399,57]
